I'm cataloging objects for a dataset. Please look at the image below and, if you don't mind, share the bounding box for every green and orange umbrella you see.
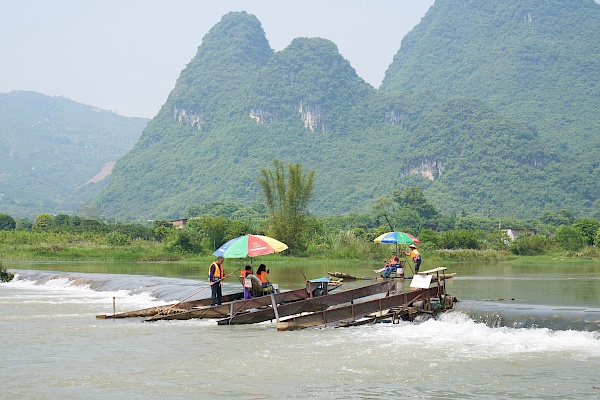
[213,234,288,259]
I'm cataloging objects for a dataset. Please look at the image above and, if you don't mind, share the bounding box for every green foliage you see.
[153,219,174,241]
[381,0,600,218]
[455,216,498,233]
[33,213,53,229]
[15,219,33,229]
[185,216,229,251]
[438,229,480,250]
[62,5,598,222]
[164,230,202,255]
[0,91,147,218]
[0,214,16,230]
[553,225,587,251]
[509,233,551,256]
[540,209,575,227]
[106,231,130,246]
[393,186,438,221]
[572,218,600,246]
[258,159,315,255]
[0,261,14,282]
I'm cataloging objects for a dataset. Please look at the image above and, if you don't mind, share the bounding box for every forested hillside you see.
[0,91,147,217]
[90,3,598,221]
[381,0,600,210]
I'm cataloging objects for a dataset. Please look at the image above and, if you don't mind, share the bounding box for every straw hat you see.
[408,244,416,248]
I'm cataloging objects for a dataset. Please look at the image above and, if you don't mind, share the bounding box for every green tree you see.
[53,214,71,227]
[438,230,480,249]
[540,210,575,227]
[33,213,53,229]
[153,219,174,241]
[572,218,600,246]
[185,216,229,250]
[392,186,439,221]
[509,233,550,256]
[0,213,16,230]
[258,159,315,255]
[553,225,586,251]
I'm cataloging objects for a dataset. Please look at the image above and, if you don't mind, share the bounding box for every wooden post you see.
[270,292,280,323]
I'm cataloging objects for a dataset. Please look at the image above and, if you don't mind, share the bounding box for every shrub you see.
[106,232,130,246]
[438,229,480,249]
[33,213,53,229]
[509,233,551,255]
[0,262,14,282]
[165,230,202,254]
[553,225,586,251]
[0,214,16,230]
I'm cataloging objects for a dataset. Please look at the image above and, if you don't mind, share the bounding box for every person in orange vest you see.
[382,252,401,278]
[256,264,270,287]
[240,265,252,278]
[208,256,224,306]
[403,244,422,272]
[241,265,252,300]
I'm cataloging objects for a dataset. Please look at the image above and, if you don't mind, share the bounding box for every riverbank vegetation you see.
[1,185,598,265]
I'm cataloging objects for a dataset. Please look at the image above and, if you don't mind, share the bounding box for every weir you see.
[454,301,600,332]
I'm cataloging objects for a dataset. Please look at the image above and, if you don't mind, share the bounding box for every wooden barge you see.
[278,267,456,331]
[97,268,456,330]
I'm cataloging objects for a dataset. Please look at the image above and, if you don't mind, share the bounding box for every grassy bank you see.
[1,229,598,265]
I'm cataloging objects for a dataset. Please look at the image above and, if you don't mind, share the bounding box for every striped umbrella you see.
[213,234,288,258]
[373,231,417,245]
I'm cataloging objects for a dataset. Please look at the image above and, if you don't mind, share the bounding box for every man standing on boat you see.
[208,256,224,306]
[403,244,421,272]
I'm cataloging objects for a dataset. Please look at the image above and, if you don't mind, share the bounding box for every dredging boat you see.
[97,267,456,330]
[96,276,343,322]
[278,267,456,331]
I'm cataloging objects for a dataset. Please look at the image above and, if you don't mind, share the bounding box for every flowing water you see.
[1,260,600,399]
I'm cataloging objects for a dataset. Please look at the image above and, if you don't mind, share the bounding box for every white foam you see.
[347,311,600,360]
[2,273,167,310]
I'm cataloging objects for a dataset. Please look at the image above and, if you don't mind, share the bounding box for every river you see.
[1,260,599,399]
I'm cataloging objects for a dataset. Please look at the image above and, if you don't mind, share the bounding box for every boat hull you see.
[218,280,395,325]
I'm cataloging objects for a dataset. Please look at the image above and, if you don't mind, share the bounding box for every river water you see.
[1,260,600,399]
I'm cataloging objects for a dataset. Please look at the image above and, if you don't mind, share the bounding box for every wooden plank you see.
[144,288,309,321]
[218,280,395,325]
[418,267,447,274]
[96,291,244,319]
[277,286,440,331]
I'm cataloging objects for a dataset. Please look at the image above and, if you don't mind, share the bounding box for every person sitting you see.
[240,266,252,300]
[240,265,252,278]
[246,271,274,297]
[382,252,401,278]
[256,264,270,287]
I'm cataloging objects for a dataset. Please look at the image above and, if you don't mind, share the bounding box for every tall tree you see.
[258,159,315,255]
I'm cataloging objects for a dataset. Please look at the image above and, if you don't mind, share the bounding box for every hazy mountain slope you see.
[92,12,397,220]
[381,0,600,153]
[89,7,599,221]
[0,91,147,218]
[378,93,573,216]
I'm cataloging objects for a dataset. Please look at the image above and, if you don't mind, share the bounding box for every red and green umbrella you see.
[213,234,288,258]
[373,231,418,245]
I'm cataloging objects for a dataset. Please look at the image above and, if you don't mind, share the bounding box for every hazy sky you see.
[1,1,434,118]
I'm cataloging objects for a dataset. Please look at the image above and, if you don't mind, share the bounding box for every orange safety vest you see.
[410,249,421,261]
[389,255,400,266]
[240,270,250,278]
[256,271,268,283]
[208,261,224,282]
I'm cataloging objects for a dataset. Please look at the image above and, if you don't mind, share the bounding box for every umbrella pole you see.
[401,251,414,276]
